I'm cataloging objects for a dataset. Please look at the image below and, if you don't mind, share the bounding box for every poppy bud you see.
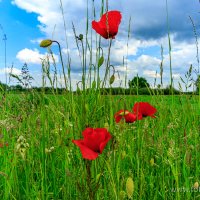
[78,34,83,40]
[98,56,104,68]
[40,39,53,48]
[109,74,115,85]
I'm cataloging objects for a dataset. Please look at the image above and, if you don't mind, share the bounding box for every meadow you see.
[0,93,199,199]
[1,0,200,199]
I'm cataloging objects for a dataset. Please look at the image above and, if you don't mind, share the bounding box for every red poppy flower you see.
[72,128,111,160]
[92,10,122,39]
[132,102,157,119]
[114,110,137,123]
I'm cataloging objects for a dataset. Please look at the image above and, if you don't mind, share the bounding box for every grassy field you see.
[0,92,199,199]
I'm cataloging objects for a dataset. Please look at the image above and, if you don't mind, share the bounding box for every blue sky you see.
[0,0,199,89]
[0,0,41,64]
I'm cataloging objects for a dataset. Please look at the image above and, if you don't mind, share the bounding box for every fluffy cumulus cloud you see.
[16,48,59,64]
[0,67,21,86]
[12,0,200,89]
[11,0,86,42]
[0,67,21,75]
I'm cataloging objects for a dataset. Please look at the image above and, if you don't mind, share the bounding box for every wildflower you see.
[16,135,29,159]
[92,10,122,39]
[72,127,111,160]
[132,102,157,120]
[45,146,55,154]
[0,142,9,148]
[114,110,137,123]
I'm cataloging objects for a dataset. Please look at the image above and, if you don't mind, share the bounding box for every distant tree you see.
[195,75,200,94]
[128,76,150,88]
[15,84,23,91]
[164,85,180,95]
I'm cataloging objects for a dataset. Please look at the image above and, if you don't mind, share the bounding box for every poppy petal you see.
[92,10,122,39]
[72,139,99,160]
[92,21,108,39]
[115,115,122,123]
[124,113,137,123]
[114,110,136,123]
[114,110,128,123]
[133,102,157,118]
[82,127,94,138]
[100,11,121,38]
[95,128,112,153]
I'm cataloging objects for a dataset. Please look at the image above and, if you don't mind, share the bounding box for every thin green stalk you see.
[59,0,71,91]
[125,17,132,88]
[52,40,68,90]
[102,39,112,88]
[166,0,173,97]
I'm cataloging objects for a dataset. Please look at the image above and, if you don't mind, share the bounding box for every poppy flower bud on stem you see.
[76,34,83,41]
[40,39,68,90]
[40,39,53,48]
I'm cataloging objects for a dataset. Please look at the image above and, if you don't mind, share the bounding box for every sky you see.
[0,0,200,90]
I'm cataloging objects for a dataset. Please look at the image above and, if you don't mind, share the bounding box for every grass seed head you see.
[16,135,29,159]
[150,158,155,166]
[193,182,199,189]
[126,177,134,199]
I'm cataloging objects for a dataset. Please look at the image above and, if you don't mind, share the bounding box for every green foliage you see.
[179,64,193,92]
[195,75,200,94]
[0,81,7,91]
[0,93,199,200]
[128,76,150,88]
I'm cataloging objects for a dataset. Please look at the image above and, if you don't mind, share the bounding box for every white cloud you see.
[30,38,43,44]
[11,0,199,91]
[16,48,59,64]
[12,0,86,42]
[172,73,181,79]
[0,67,21,75]
[143,70,160,78]
[164,43,197,70]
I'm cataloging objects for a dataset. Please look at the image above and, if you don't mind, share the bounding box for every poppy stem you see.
[85,161,95,200]
[52,40,68,90]
[102,39,112,88]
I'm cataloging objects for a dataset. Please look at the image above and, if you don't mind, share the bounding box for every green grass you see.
[0,93,200,199]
